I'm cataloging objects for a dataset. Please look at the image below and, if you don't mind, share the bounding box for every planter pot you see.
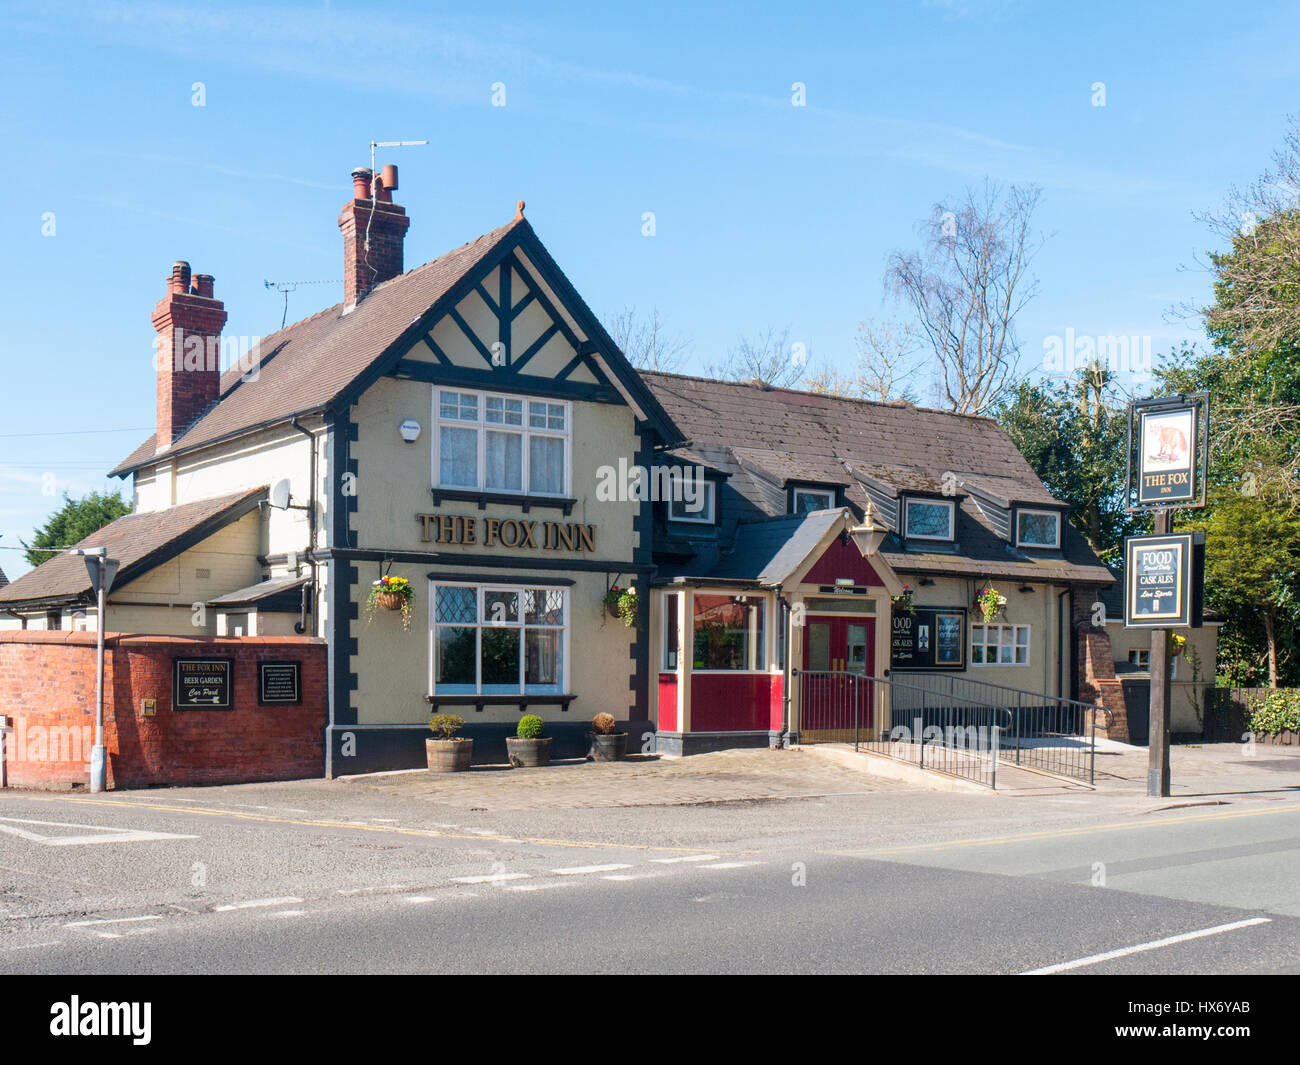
[426,737,473,772]
[604,602,621,619]
[506,736,552,767]
[375,591,406,612]
[590,732,628,762]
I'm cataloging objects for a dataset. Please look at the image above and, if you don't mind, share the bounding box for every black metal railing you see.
[891,673,1112,784]
[796,670,1012,789]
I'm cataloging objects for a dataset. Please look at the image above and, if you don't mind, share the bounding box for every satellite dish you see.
[269,480,292,510]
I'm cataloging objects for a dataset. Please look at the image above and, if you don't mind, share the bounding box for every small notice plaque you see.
[173,658,233,710]
[258,661,302,706]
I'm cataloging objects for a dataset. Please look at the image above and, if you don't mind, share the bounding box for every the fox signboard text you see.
[1138,406,1196,504]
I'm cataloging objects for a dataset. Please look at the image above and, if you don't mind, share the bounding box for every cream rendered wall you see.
[1107,621,1219,734]
[345,329,643,727]
[904,578,1063,695]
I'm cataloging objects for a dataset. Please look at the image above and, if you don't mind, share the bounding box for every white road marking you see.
[702,861,759,870]
[273,910,306,918]
[507,883,569,892]
[651,854,720,864]
[1020,917,1273,975]
[65,915,162,928]
[212,896,304,912]
[406,896,439,903]
[602,874,660,882]
[551,864,633,876]
[0,816,197,847]
[451,872,529,884]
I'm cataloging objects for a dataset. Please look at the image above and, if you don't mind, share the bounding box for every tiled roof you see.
[206,575,308,607]
[681,510,843,585]
[640,372,1114,587]
[109,223,521,476]
[0,488,266,607]
[0,565,8,590]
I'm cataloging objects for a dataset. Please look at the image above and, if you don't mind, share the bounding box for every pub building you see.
[0,166,1128,781]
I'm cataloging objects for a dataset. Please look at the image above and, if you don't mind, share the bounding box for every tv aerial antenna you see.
[263,278,342,330]
[363,139,428,265]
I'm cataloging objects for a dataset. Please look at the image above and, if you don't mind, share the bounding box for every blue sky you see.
[0,0,1295,579]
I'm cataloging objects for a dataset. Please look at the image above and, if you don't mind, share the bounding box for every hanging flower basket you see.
[890,584,916,616]
[602,585,639,628]
[976,585,1007,624]
[1168,632,1187,659]
[366,575,414,631]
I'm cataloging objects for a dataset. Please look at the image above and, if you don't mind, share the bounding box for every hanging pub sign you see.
[1125,393,1209,509]
[891,607,966,671]
[1123,532,1205,629]
[173,658,233,710]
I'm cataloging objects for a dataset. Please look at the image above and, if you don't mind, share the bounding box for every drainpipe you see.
[290,417,318,634]
[1056,587,1070,699]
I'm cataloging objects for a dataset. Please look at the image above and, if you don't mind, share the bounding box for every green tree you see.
[1184,493,1300,688]
[996,366,1136,562]
[22,491,132,567]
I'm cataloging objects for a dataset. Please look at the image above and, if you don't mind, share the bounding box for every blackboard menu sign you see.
[258,661,302,705]
[891,607,966,671]
[173,658,233,710]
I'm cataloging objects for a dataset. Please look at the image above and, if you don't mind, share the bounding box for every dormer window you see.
[903,497,954,541]
[668,481,716,524]
[792,486,835,514]
[1016,508,1061,549]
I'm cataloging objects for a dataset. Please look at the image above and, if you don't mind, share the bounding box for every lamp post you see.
[71,548,118,793]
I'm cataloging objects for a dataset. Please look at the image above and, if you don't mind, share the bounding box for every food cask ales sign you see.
[1123,532,1204,629]
[890,607,966,670]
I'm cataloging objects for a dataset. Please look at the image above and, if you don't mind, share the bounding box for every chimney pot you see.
[192,274,215,298]
[381,164,398,192]
[351,167,373,199]
[169,261,192,294]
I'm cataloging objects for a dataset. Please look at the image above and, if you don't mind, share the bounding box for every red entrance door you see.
[801,615,874,738]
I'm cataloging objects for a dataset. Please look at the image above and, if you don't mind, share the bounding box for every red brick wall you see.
[0,632,326,790]
[1072,591,1131,742]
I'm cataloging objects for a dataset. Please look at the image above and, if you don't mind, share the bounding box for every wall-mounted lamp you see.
[918,578,936,587]
[1018,584,1034,594]
[848,500,887,557]
[399,419,422,444]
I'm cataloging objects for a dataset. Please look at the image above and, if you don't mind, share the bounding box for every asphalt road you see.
[2,772,1299,974]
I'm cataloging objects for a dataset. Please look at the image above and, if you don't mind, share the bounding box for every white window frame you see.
[904,497,955,542]
[428,582,570,695]
[662,591,680,671]
[689,590,769,674]
[668,481,716,524]
[433,388,571,497]
[1015,508,1061,549]
[971,623,1030,667]
[792,486,835,513]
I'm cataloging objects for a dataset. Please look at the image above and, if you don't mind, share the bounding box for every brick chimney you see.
[338,165,410,309]
[153,260,228,451]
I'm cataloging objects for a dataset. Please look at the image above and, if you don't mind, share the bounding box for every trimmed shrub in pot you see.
[426,713,473,772]
[589,712,627,762]
[506,714,552,767]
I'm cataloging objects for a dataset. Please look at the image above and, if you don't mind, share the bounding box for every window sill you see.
[426,693,577,712]
[430,487,577,515]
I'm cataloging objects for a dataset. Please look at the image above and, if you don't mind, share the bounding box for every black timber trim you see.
[318,547,654,573]
[426,694,577,713]
[391,359,621,404]
[426,572,574,586]
[629,419,657,721]
[429,486,577,515]
[448,306,496,366]
[327,409,359,728]
[511,323,561,373]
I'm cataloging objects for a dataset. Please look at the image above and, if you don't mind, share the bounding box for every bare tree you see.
[706,326,806,388]
[1191,114,1300,355]
[804,318,919,403]
[887,181,1046,415]
[605,305,689,372]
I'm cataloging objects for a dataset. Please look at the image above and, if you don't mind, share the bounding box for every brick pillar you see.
[1073,590,1130,742]
[153,261,228,450]
[338,167,410,309]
